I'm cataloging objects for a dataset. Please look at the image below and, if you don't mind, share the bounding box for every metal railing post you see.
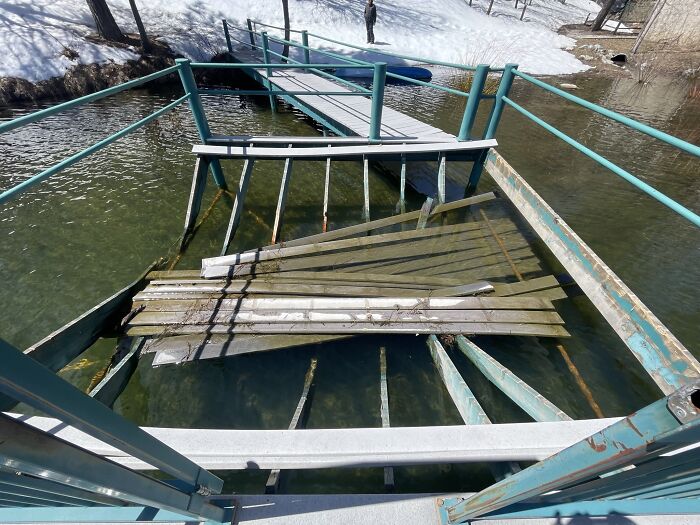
[261,31,273,77]
[302,30,310,64]
[260,32,278,112]
[176,58,227,189]
[369,62,387,141]
[222,19,232,53]
[464,63,517,196]
[246,18,256,50]
[484,63,518,139]
[457,64,489,141]
[0,339,225,515]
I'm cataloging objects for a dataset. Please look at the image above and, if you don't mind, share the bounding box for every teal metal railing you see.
[227,18,699,228]
[224,19,499,141]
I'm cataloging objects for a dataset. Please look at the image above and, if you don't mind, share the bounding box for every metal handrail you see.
[306,31,481,72]
[513,70,700,158]
[265,33,477,99]
[251,19,303,34]
[0,94,190,205]
[0,65,182,135]
[502,96,700,228]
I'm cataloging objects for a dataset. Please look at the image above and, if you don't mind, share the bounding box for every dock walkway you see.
[231,46,455,141]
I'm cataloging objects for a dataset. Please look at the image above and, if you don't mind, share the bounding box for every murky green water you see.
[0,69,698,493]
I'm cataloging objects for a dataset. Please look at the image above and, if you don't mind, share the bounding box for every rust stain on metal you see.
[586,436,607,452]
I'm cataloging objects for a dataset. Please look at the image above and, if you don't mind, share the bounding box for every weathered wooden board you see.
[127,322,570,338]
[257,192,497,251]
[129,309,565,327]
[203,231,526,279]
[204,220,514,269]
[133,296,555,311]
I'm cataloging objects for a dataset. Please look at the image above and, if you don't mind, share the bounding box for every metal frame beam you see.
[483,149,700,394]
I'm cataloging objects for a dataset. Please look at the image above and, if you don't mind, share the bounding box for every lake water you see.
[0,67,698,493]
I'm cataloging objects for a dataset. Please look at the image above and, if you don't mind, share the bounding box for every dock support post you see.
[363,155,371,222]
[176,58,227,190]
[221,159,255,256]
[398,152,406,214]
[465,63,517,196]
[180,156,210,250]
[272,146,294,243]
[246,19,256,50]
[369,62,387,141]
[437,153,446,204]
[458,64,489,141]
[323,148,331,232]
[301,31,311,64]
[379,347,395,492]
[265,358,317,494]
[222,19,233,53]
[261,32,278,112]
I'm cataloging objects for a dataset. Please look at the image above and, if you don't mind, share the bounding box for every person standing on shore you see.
[364,0,377,44]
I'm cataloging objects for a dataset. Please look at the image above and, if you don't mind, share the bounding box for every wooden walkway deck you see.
[232,46,455,141]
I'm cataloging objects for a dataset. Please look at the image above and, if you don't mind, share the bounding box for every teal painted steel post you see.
[484,63,518,139]
[0,339,224,498]
[246,18,256,50]
[457,64,489,141]
[175,58,227,189]
[302,31,311,64]
[369,62,387,141]
[222,19,232,53]
[260,32,278,112]
[464,63,517,196]
[261,31,273,77]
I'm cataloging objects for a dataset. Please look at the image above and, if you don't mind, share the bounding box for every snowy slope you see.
[0,0,600,83]
[1,1,140,82]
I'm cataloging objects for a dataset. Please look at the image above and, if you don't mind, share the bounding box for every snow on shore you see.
[1,0,600,83]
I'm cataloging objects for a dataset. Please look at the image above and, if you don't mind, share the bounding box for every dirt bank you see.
[0,36,179,108]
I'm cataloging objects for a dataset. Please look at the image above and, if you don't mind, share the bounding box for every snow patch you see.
[1,0,140,83]
[1,0,601,82]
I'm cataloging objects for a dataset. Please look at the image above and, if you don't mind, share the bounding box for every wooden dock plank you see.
[129,309,565,327]
[126,322,570,338]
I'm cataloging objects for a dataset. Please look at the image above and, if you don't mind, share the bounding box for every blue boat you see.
[334,65,433,81]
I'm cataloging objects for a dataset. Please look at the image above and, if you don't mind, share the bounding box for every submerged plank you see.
[149,334,346,366]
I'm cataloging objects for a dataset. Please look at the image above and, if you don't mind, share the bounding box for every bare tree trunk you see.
[591,0,616,31]
[487,0,495,15]
[86,0,125,42]
[631,0,666,53]
[282,0,290,59]
[128,0,151,52]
